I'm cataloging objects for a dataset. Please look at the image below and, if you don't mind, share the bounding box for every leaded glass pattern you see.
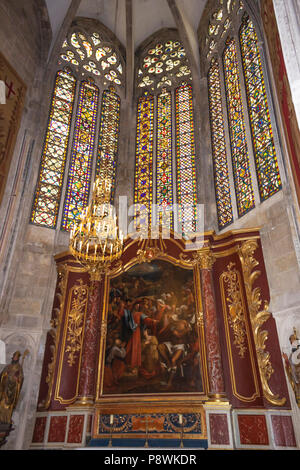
[175,83,197,234]
[60,30,123,87]
[208,58,233,229]
[134,91,154,230]
[31,69,76,228]
[61,80,99,231]
[239,15,281,201]
[137,40,191,90]
[96,86,120,201]
[156,88,173,228]
[223,37,255,217]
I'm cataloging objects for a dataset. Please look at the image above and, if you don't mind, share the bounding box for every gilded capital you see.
[194,248,216,269]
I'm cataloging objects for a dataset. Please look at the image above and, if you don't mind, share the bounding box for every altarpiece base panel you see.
[31,229,295,449]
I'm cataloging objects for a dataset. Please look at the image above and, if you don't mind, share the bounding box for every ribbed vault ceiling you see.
[45,0,206,51]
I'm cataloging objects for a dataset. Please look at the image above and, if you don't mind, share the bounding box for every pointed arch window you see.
[31,69,76,228]
[31,26,124,231]
[239,15,281,201]
[134,37,197,235]
[204,2,282,229]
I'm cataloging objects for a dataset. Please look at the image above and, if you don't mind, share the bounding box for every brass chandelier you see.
[69,173,124,277]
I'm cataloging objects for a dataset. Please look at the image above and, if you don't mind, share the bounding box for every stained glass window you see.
[96,86,120,201]
[138,40,191,90]
[239,15,281,200]
[61,79,99,231]
[175,83,197,234]
[134,91,154,230]
[31,69,76,228]
[208,58,233,228]
[156,88,173,228]
[223,37,255,217]
[60,30,123,87]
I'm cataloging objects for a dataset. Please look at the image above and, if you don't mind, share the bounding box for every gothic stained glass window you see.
[60,31,123,87]
[61,79,99,231]
[208,58,233,229]
[138,40,191,91]
[31,70,76,228]
[175,83,197,234]
[134,91,154,230]
[239,15,282,201]
[96,86,120,201]
[223,37,255,217]
[156,88,173,228]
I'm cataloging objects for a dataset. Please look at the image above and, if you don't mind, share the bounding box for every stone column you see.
[77,274,102,404]
[198,249,226,399]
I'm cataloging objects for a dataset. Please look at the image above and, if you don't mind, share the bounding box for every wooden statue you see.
[0,350,29,424]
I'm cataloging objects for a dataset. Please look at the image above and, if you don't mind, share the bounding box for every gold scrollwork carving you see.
[65,279,88,367]
[101,320,108,338]
[196,310,204,328]
[136,247,163,264]
[180,248,216,269]
[89,259,123,281]
[221,262,247,358]
[238,240,286,406]
[196,249,216,270]
[38,264,68,410]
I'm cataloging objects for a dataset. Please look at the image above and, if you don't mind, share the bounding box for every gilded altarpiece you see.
[34,230,293,448]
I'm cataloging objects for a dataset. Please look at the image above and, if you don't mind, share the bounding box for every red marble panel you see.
[48,415,67,443]
[67,415,85,444]
[238,414,269,445]
[78,280,102,399]
[201,269,224,394]
[271,415,297,447]
[209,413,230,445]
[32,416,47,443]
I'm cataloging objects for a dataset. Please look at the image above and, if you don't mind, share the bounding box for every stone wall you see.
[0,0,54,450]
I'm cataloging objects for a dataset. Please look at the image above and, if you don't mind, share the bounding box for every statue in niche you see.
[0,350,29,424]
[283,328,300,407]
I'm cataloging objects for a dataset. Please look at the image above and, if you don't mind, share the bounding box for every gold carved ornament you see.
[65,279,88,367]
[180,247,216,269]
[38,264,68,410]
[238,240,286,406]
[221,262,247,358]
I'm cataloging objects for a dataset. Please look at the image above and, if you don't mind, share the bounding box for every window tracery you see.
[31,69,76,228]
[137,39,192,91]
[31,23,123,231]
[59,29,124,88]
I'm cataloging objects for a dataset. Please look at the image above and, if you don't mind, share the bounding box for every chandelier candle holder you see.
[70,174,124,404]
[69,175,124,279]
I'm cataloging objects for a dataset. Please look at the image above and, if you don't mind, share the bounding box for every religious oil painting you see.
[103,260,203,395]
